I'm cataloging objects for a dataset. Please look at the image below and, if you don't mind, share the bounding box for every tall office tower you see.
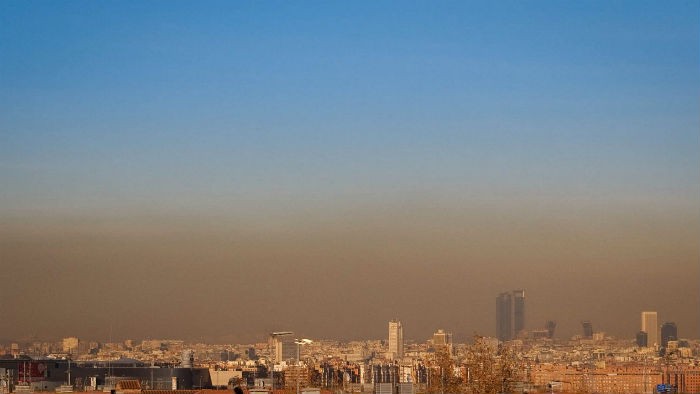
[432,329,453,346]
[495,290,526,341]
[636,331,648,347]
[661,322,677,348]
[496,292,513,341]
[545,321,557,339]
[641,311,658,348]
[432,329,453,355]
[271,332,296,362]
[388,320,404,359]
[513,290,525,337]
[581,321,593,339]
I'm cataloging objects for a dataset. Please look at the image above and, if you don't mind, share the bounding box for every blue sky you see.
[2,1,698,217]
[0,1,698,341]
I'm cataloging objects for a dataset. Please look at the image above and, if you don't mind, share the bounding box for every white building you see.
[388,320,403,360]
[641,311,658,348]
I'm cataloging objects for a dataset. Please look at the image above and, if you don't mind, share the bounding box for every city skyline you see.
[1,1,698,344]
[1,307,691,346]
[4,329,700,394]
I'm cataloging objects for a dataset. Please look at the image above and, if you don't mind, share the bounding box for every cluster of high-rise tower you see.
[492,291,682,350]
[387,320,454,360]
[389,290,528,348]
[496,290,526,341]
[637,311,679,350]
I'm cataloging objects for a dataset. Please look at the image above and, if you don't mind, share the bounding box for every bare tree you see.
[463,336,521,394]
[497,342,520,394]
[427,347,464,394]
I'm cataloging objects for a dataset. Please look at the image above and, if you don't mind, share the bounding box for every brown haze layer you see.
[1,199,698,343]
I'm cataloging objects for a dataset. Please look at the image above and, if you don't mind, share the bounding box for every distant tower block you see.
[545,321,556,339]
[636,331,648,347]
[496,292,513,341]
[432,329,453,355]
[270,332,296,363]
[513,290,525,337]
[388,320,404,359]
[496,290,526,341]
[661,322,677,348]
[581,321,593,339]
[641,312,658,348]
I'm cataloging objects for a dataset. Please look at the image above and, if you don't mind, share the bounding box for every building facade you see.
[496,292,513,341]
[271,332,296,363]
[641,312,658,348]
[432,329,453,355]
[636,331,648,347]
[496,290,525,341]
[545,320,556,339]
[513,290,525,337]
[582,321,594,339]
[388,320,403,360]
[661,322,677,348]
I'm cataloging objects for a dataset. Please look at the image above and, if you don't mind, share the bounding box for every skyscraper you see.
[545,321,556,339]
[513,290,525,337]
[432,329,453,355]
[388,320,403,360]
[581,321,593,339]
[636,331,648,347]
[496,292,513,341]
[661,322,677,348]
[271,332,296,362]
[641,311,658,348]
[496,290,526,341]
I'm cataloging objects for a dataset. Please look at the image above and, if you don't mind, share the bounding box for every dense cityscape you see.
[2,2,698,394]
[2,291,698,394]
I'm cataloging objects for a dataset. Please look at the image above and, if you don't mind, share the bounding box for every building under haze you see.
[513,290,525,337]
[432,329,453,355]
[496,292,512,341]
[636,331,648,347]
[545,321,556,339]
[388,320,403,360]
[271,332,296,363]
[496,290,525,341]
[642,311,658,348]
[581,321,593,339]
[661,322,678,348]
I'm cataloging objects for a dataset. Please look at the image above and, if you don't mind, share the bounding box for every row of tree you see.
[427,336,522,394]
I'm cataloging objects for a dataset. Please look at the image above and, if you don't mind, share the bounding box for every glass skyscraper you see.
[496,290,525,341]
